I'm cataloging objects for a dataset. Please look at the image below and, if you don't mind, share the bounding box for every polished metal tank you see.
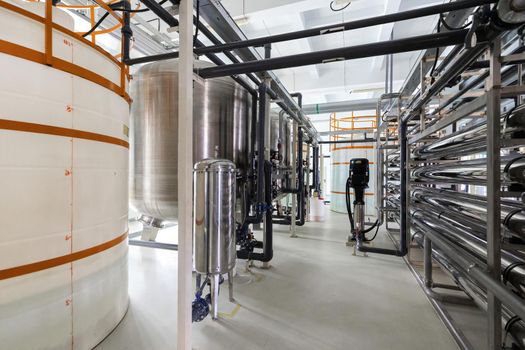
[270,112,291,166]
[193,159,237,275]
[130,59,251,221]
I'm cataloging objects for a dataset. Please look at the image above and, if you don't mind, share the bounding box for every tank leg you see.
[228,270,235,302]
[211,274,220,320]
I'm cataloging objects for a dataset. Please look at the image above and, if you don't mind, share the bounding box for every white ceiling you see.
[65,0,443,135]
[219,0,442,110]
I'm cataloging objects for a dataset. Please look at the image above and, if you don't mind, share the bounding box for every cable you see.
[429,18,441,83]
[345,178,355,232]
[330,0,351,12]
[365,222,380,241]
[83,12,109,37]
[82,0,170,38]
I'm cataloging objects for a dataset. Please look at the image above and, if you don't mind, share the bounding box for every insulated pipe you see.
[197,30,471,79]
[193,0,496,55]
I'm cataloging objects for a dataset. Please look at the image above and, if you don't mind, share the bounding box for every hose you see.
[345,178,355,232]
[345,177,380,239]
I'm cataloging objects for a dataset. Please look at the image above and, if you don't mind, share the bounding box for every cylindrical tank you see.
[193,159,237,274]
[0,2,129,349]
[270,112,291,166]
[130,59,251,221]
[331,141,376,215]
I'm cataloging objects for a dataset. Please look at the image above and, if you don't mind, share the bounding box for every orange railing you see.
[0,0,130,102]
[329,112,377,151]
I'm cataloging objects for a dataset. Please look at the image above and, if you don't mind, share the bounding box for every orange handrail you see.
[0,0,130,102]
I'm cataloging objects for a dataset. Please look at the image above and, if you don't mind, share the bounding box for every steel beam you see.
[486,37,502,350]
[177,0,193,348]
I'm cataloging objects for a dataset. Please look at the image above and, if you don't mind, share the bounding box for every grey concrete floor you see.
[96,210,458,350]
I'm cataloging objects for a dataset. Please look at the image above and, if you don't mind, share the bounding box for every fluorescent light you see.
[234,15,250,26]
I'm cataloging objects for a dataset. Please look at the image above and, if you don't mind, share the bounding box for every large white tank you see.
[0,2,129,349]
[330,143,376,216]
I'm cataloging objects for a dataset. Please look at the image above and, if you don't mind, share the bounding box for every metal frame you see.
[376,11,525,348]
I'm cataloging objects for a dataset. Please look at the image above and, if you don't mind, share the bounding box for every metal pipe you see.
[411,155,525,185]
[411,203,525,297]
[412,232,525,349]
[357,121,408,256]
[193,0,496,55]
[197,30,470,79]
[412,187,525,240]
[412,215,525,322]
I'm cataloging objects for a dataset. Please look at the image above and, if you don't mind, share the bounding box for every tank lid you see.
[194,159,237,172]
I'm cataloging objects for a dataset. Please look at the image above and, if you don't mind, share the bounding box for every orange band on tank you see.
[0,0,131,102]
[0,232,128,280]
[0,119,129,148]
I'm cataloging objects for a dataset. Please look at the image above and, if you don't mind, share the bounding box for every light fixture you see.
[234,14,250,26]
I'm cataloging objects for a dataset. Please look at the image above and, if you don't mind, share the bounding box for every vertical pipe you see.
[486,37,502,350]
[424,236,433,289]
[313,145,320,193]
[319,144,324,195]
[177,0,193,348]
[297,127,305,226]
[290,121,298,237]
[121,0,132,62]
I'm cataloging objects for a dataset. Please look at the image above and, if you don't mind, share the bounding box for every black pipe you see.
[124,8,262,87]
[319,138,376,144]
[312,145,319,193]
[256,83,267,207]
[193,0,496,55]
[357,122,408,256]
[121,0,132,62]
[197,30,471,79]
[237,162,273,262]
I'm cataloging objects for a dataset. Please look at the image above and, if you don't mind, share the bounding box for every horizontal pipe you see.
[412,215,525,322]
[197,30,470,79]
[411,202,525,297]
[194,0,495,55]
[413,232,525,349]
[412,187,525,239]
[412,155,525,186]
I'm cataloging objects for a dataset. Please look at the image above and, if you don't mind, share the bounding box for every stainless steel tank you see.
[130,59,251,221]
[270,112,291,166]
[193,159,237,275]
